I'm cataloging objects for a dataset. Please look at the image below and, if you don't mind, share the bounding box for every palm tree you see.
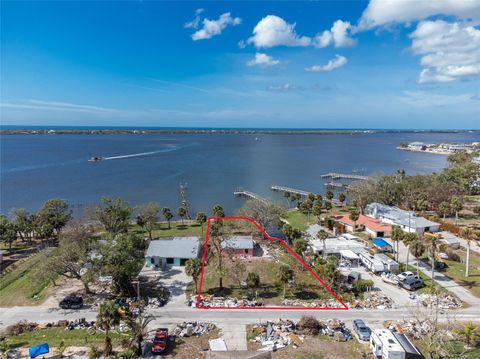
[177,207,187,224]
[425,235,439,280]
[391,226,404,262]
[212,204,225,218]
[125,314,154,356]
[338,192,346,206]
[460,227,475,277]
[162,207,173,229]
[438,201,450,220]
[450,196,463,226]
[293,238,308,260]
[96,300,120,357]
[348,209,359,234]
[403,232,417,268]
[282,223,293,243]
[326,190,334,202]
[277,264,294,299]
[196,212,207,238]
[317,230,329,259]
[185,258,202,293]
[455,321,480,347]
[410,240,425,277]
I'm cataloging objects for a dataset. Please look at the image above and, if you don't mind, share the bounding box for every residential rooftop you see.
[146,236,200,259]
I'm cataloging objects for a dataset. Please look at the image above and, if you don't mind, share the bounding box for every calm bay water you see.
[1,132,479,216]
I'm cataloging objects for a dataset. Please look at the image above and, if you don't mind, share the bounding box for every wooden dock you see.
[271,185,310,196]
[324,181,348,189]
[234,189,268,203]
[320,172,368,180]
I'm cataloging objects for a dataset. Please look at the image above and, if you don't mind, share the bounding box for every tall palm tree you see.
[450,196,463,226]
[177,207,187,224]
[96,300,120,357]
[460,227,475,277]
[348,209,359,234]
[338,192,346,206]
[391,226,404,262]
[125,314,154,356]
[185,257,202,293]
[410,240,425,277]
[317,230,329,259]
[212,204,225,218]
[403,232,418,268]
[162,207,173,229]
[425,235,439,280]
[278,264,294,299]
[196,212,207,238]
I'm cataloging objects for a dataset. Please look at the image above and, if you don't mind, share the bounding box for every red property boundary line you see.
[196,216,348,310]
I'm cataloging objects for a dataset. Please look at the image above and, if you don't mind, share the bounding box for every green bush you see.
[354,279,374,293]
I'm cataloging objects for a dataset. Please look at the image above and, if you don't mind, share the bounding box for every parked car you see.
[353,319,371,341]
[151,328,168,355]
[401,277,425,291]
[59,295,83,309]
[397,271,417,282]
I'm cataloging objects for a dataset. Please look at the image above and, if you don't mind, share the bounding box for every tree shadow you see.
[206,287,232,296]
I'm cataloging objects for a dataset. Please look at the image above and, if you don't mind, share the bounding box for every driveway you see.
[160,267,191,308]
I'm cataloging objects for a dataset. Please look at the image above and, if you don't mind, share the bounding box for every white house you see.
[366,202,440,235]
[146,236,200,270]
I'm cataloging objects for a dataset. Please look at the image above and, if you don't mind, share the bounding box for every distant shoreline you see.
[1,128,478,136]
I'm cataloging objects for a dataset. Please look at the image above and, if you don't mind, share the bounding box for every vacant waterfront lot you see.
[442,249,480,298]
[132,220,204,238]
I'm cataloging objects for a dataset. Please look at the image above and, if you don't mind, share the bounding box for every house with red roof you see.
[337,214,392,238]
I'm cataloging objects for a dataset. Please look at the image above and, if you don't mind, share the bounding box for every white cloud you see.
[314,20,357,48]
[247,53,280,67]
[359,0,480,29]
[305,55,348,72]
[184,8,205,29]
[247,15,311,48]
[191,12,241,41]
[267,83,298,92]
[410,20,480,83]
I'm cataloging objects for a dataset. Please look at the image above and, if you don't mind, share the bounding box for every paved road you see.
[2,304,480,329]
[396,241,479,306]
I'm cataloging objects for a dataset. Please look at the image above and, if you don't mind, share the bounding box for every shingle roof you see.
[221,236,254,250]
[146,237,200,259]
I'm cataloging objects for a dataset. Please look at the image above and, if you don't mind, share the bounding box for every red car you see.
[151,328,168,355]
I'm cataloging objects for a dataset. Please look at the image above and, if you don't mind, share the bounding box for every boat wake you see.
[102,150,165,161]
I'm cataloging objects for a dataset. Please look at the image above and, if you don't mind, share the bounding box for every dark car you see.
[353,319,371,341]
[401,277,425,291]
[59,295,83,309]
[151,328,168,355]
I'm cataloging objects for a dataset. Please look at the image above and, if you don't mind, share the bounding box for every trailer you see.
[370,329,422,359]
[359,252,386,273]
[375,253,400,273]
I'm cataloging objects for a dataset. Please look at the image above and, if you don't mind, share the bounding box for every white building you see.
[370,329,422,359]
[366,202,440,235]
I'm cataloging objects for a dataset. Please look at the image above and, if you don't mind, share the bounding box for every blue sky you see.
[1,1,480,129]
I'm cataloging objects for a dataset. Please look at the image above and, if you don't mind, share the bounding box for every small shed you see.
[146,237,200,270]
[372,238,393,252]
[221,236,254,257]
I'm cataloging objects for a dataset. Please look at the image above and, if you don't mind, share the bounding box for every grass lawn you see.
[282,207,351,232]
[196,241,338,305]
[0,250,53,307]
[442,249,480,298]
[132,221,204,239]
[4,327,127,349]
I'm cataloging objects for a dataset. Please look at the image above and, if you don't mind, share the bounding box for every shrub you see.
[296,316,321,335]
[354,279,374,293]
[446,250,461,262]
[5,321,37,336]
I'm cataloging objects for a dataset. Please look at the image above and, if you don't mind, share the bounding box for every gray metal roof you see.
[146,237,200,259]
[221,236,254,250]
[366,202,439,229]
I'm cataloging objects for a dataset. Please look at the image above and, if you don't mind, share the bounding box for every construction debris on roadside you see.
[281,298,344,308]
[410,293,462,309]
[173,321,216,337]
[384,319,433,339]
[193,295,263,307]
[350,292,395,309]
[250,318,352,352]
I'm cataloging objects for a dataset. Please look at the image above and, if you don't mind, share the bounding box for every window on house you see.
[166,258,174,264]
[150,257,155,264]
[244,249,248,254]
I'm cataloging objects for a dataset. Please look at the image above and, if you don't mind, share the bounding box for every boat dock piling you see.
[320,172,368,180]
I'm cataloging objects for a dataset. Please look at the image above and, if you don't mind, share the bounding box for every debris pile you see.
[281,298,344,308]
[319,319,352,342]
[196,295,263,307]
[350,292,395,309]
[173,321,216,337]
[385,319,432,339]
[411,293,462,309]
[251,319,303,351]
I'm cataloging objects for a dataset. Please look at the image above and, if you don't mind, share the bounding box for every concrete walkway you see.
[396,241,479,306]
[217,323,247,351]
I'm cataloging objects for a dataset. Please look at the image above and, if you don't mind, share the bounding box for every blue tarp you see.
[372,238,392,249]
[29,343,49,358]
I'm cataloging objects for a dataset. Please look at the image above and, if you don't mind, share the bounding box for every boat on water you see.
[88,155,104,162]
